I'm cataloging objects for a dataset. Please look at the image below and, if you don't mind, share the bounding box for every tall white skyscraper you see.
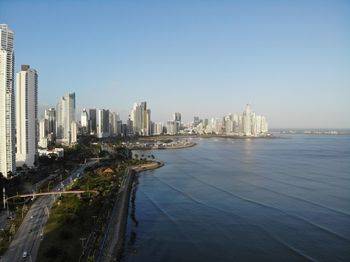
[81,108,88,127]
[130,102,151,136]
[56,93,76,145]
[38,118,48,148]
[243,104,252,136]
[71,121,77,144]
[16,65,38,167]
[0,24,16,177]
[80,108,89,134]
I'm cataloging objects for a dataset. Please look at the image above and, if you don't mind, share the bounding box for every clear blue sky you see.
[1,0,349,128]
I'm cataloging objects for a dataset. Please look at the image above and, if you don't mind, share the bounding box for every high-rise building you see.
[173,112,181,134]
[0,24,16,177]
[126,117,133,136]
[45,107,56,138]
[80,108,89,134]
[224,114,233,134]
[173,112,181,122]
[242,104,252,136]
[97,109,110,138]
[261,116,268,133]
[194,105,268,136]
[232,114,239,133]
[130,102,151,136]
[56,93,76,145]
[203,118,209,128]
[116,120,122,136]
[144,109,151,136]
[109,112,120,136]
[38,119,48,148]
[166,120,177,135]
[71,121,77,144]
[193,116,200,127]
[89,108,97,135]
[153,122,163,135]
[15,65,38,167]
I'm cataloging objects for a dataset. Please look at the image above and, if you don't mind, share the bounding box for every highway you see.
[1,161,97,262]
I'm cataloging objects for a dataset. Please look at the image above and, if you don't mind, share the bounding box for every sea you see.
[122,134,350,262]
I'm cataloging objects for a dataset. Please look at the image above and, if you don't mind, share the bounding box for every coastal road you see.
[1,161,97,262]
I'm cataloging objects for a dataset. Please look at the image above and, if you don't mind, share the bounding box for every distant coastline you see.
[276,129,350,135]
[139,133,273,141]
[127,134,273,150]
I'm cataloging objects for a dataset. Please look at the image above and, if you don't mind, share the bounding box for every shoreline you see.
[100,160,163,262]
[139,134,273,141]
[129,142,196,151]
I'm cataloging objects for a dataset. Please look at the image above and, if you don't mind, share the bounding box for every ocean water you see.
[122,135,350,262]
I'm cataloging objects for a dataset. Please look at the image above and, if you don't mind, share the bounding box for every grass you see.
[36,161,135,262]
[37,194,100,262]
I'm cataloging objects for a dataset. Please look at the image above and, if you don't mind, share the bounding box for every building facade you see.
[0,24,15,177]
[130,102,151,136]
[109,112,120,136]
[89,108,97,135]
[80,108,89,134]
[56,93,76,145]
[97,109,110,138]
[15,65,38,167]
[45,107,56,140]
[38,118,48,148]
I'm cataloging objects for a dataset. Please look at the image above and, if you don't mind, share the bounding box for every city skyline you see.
[1,1,349,128]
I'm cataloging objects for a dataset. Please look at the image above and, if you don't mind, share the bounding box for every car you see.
[22,251,27,258]
[30,215,33,219]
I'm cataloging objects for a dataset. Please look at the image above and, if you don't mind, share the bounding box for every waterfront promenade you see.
[97,161,163,262]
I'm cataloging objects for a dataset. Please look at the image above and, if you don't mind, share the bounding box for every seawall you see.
[99,161,162,262]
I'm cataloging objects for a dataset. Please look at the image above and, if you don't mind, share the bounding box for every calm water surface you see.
[122,135,350,262]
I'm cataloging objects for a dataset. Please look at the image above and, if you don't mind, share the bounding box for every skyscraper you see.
[89,108,97,135]
[71,121,77,144]
[45,107,56,138]
[56,93,76,145]
[0,24,15,177]
[38,118,48,148]
[109,112,120,136]
[97,109,110,138]
[173,112,181,134]
[242,104,252,136]
[173,112,181,122]
[166,120,177,135]
[15,65,38,167]
[130,102,151,136]
[80,108,89,134]
[193,116,200,127]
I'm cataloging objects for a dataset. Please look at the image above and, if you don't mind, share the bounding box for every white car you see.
[22,251,27,258]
